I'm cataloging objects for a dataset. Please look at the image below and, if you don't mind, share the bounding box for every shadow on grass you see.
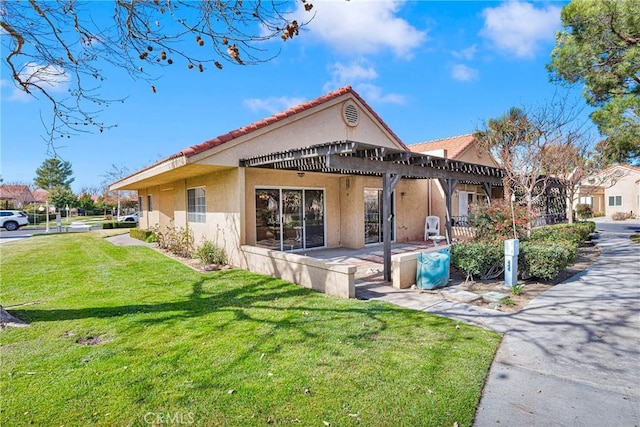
[10,270,454,345]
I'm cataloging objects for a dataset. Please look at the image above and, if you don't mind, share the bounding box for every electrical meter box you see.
[505,239,519,256]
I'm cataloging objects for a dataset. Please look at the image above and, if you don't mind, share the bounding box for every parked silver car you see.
[0,210,30,231]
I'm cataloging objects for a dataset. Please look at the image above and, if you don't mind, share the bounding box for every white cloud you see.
[451,64,479,82]
[243,96,307,115]
[452,45,477,61]
[296,0,427,58]
[323,61,378,91]
[480,2,561,59]
[355,83,406,104]
[322,60,405,105]
[2,62,69,102]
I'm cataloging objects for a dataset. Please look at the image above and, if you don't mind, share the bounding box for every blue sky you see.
[1,0,591,193]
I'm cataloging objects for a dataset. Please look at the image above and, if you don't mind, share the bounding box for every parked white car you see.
[0,210,30,231]
[117,212,139,223]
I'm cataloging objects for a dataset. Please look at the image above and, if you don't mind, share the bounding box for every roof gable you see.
[181,85,407,158]
[408,134,476,159]
[0,185,35,202]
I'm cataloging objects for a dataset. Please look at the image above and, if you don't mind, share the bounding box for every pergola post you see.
[481,182,493,202]
[439,178,458,243]
[383,172,401,282]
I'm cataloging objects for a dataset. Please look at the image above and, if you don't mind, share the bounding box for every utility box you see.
[416,249,450,290]
[504,239,519,287]
[505,238,519,256]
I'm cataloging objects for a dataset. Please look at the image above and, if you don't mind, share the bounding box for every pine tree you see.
[34,158,74,189]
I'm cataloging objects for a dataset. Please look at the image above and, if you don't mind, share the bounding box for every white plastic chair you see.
[424,215,440,240]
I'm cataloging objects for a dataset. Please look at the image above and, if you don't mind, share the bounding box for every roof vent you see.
[342,102,359,127]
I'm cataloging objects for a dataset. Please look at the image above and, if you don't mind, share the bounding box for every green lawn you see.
[0,233,500,426]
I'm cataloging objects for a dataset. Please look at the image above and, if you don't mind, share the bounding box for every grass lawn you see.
[0,233,500,426]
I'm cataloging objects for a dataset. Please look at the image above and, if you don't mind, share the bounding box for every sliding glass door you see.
[255,188,325,251]
[364,188,394,244]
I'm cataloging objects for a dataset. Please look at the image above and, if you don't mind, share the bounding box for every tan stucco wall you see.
[189,98,403,168]
[603,169,640,216]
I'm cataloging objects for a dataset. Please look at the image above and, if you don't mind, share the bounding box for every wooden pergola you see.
[240,140,504,282]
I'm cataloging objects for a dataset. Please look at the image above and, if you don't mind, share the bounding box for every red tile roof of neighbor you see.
[179,85,408,158]
[31,189,49,203]
[408,134,476,159]
[0,185,35,202]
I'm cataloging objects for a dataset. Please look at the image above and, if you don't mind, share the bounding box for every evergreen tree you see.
[34,158,74,189]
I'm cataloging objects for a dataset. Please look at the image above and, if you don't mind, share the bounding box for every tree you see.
[1,1,313,147]
[548,0,640,165]
[476,96,588,224]
[77,193,96,211]
[48,186,78,211]
[34,157,75,189]
[474,107,536,202]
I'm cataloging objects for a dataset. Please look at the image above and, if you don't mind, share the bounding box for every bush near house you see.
[451,221,595,281]
[575,203,593,219]
[612,212,634,221]
[450,241,503,280]
[518,241,578,280]
[129,228,154,241]
[102,221,137,229]
[469,200,530,241]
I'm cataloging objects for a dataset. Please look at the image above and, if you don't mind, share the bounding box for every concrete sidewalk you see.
[473,218,640,426]
[358,218,640,426]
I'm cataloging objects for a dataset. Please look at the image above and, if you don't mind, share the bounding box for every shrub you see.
[530,223,591,245]
[196,240,227,266]
[102,222,137,229]
[450,241,503,280]
[470,200,530,242]
[575,204,593,219]
[152,224,194,258]
[519,241,577,280]
[130,228,154,242]
[591,211,605,218]
[612,212,632,221]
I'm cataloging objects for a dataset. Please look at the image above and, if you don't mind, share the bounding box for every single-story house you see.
[575,164,640,217]
[0,185,35,209]
[111,86,503,297]
[409,134,503,223]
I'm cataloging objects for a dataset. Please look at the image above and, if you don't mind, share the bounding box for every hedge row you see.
[451,221,594,281]
[130,228,154,241]
[102,222,138,229]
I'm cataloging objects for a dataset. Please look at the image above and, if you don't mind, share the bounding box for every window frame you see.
[147,195,153,212]
[187,187,206,223]
[138,196,144,217]
[608,195,622,207]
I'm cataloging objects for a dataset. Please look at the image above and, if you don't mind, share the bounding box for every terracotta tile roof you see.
[180,85,407,157]
[408,134,476,159]
[0,185,35,202]
[113,86,407,186]
[32,189,49,203]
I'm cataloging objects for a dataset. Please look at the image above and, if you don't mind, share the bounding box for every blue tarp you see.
[416,249,450,290]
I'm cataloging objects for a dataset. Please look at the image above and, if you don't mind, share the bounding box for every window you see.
[608,196,622,207]
[147,195,153,212]
[187,188,206,223]
[579,196,593,207]
[138,196,144,217]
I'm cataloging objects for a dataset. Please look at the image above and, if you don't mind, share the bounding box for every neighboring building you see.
[575,164,640,217]
[409,134,502,223]
[111,87,502,297]
[0,185,35,209]
[32,189,50,204]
